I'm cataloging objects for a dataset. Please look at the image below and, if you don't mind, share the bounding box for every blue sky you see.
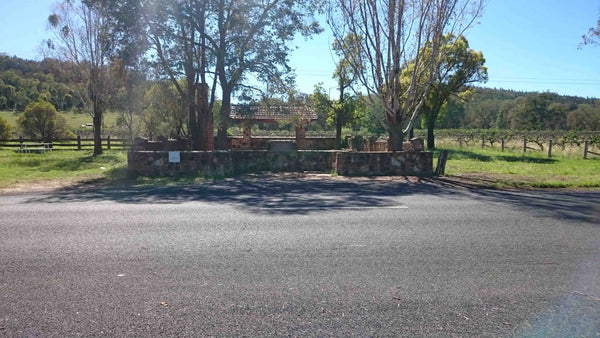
[2,0,600,98]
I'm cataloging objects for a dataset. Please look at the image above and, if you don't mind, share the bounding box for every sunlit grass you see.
[0,110,119,136]
[0,149,127,190]
[434,143,600,188]
[0,140,599,192]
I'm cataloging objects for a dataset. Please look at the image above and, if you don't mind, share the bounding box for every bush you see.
[0,116,11,141]
[18,100,72,142]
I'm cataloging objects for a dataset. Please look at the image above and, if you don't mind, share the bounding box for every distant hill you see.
[437,87,599,131]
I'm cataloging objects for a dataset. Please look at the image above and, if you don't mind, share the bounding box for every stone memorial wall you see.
[128,149,432,177]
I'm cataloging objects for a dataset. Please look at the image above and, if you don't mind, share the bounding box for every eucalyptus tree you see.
[108,0,321,150]
[328,0,485,151]
[47,0,111,155]
[419,34,487,149]
[210,0,322,149]
[581,18,600,47]
[131,0,218,150]
[331,34,361,148]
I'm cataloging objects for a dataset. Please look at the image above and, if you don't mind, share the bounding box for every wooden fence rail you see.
[1,137,128,151]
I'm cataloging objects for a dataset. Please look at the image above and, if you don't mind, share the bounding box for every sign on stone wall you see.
[168,151,181,163]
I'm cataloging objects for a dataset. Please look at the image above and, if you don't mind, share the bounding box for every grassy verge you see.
[0,149,128,192]
[0,145,598,193]
[434,144,600,189]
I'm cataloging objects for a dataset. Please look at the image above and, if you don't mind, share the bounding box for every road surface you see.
[1,177,599,336]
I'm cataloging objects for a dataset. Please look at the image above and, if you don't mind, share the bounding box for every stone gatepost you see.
[240,120,252,149]
[294,122,306,150]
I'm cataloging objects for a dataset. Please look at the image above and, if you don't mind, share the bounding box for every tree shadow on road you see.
[24,174,457,215]
[23,174,600,222]
[432,178,600,225]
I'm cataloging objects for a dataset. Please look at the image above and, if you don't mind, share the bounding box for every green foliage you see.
[0,56,82,112]
[409,34,487,149]
[350,135,366,151]
[559,131,582,148]
[464,99,501,129]
[310,85,333,129]
[444,88,599,132]
[18,101,73,142]
[509,93,560,130]
[310,84,365,131]
[0,116,11,140]
[361,101,387,136]
[142,82,188,140]
[567,102,600,130]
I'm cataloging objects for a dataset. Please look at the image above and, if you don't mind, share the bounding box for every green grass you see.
[0,149,128,191]
[0,142,599,192]
[0,110,119,137]
[435,144,600,189]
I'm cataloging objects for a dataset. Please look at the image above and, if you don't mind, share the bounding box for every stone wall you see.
[229,136,336,150]
[128,150,432,177]
[348,137,424,152]
[336,151,432,176]
[133,136,421,152]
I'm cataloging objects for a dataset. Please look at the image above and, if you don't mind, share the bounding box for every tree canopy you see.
[418,34,487,149]
[328,0,485,150]
[47,0,112,155]
[102,0,321,150]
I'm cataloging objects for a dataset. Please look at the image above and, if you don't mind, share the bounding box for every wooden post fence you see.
[107,135,111,150]
[548,139,553,158]
[435,150,449,176]
[523,136,527,153]
[77,135,81,150]
[501,138,505,152]
[583,141,600,159]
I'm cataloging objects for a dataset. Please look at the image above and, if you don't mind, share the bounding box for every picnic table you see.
[18,143,53,154]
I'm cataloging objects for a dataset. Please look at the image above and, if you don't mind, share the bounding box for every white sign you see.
[168,151,181,163]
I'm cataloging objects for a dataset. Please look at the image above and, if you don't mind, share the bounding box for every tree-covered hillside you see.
[438,87,599,131]
[0,55,85,112]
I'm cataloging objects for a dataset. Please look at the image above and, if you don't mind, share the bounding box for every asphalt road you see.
[1,177,599,336]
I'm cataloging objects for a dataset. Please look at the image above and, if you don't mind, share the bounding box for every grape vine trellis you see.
[412,129,600,157]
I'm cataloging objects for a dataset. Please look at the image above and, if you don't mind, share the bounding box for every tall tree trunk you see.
[387,122,404,151]
[335,117,343,150]
[215,87,231,150]
[196,83,213,151]
[426,115,436,150]
[335,85,345,149]
[187,80,201,150]
[93,106,103,155]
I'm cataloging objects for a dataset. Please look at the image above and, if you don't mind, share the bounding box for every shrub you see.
[18,100,72,142]
[0,116,11,141]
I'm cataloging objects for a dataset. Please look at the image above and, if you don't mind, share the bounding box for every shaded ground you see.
[9,172,599,224]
